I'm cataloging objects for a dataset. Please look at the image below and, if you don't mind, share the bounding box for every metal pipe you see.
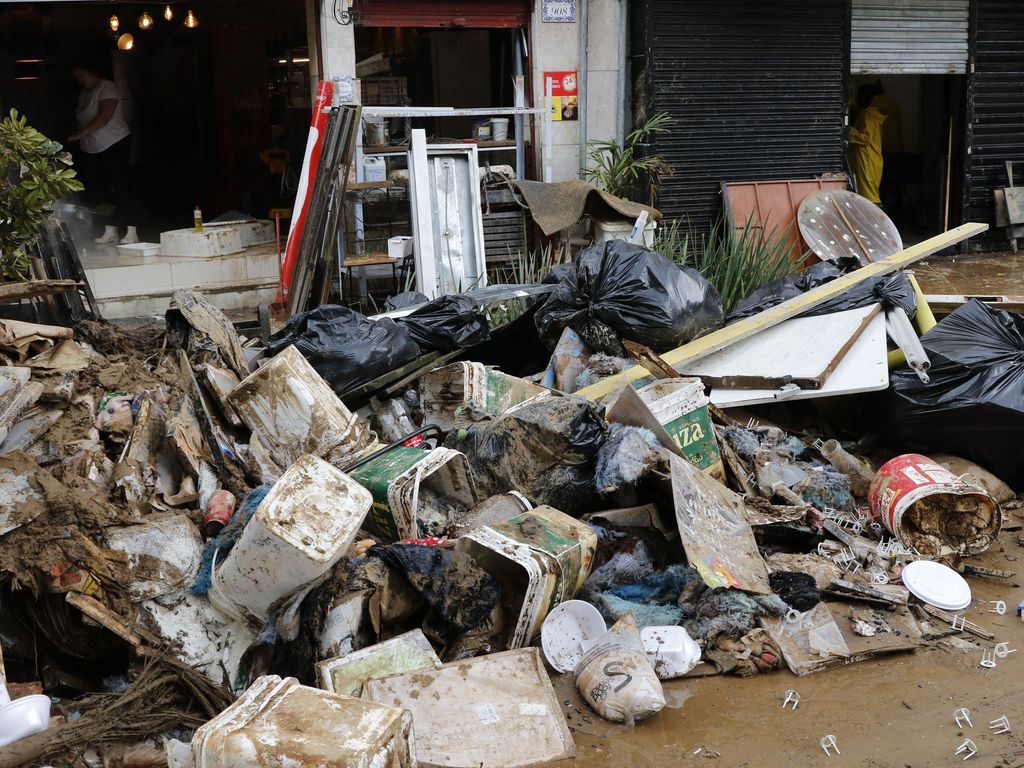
[617,0,628,146]
[578,0,589,178]
[514,34,526,180]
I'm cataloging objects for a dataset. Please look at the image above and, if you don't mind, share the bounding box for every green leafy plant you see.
[585,112,673,204]
[0,109,83,280]
[657,215,808,314]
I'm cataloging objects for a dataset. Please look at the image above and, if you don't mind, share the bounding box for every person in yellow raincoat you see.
[848,82,888,204]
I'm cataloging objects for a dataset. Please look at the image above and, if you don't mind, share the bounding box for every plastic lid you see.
[540,600,607,673]
[901,560,972,611]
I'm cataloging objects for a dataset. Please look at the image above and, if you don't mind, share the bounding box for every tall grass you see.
[655,216,807,314]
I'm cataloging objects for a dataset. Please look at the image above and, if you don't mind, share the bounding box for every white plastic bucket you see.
[490,117,510,141]
[210,455,372,623]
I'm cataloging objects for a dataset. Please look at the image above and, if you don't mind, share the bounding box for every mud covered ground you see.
[555,518,1024,768]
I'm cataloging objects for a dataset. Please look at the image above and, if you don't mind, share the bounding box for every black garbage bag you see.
[384,291,429,311]
[368,543,501,658]
[447,395,607,515]
[268,305,421,394]
[535,241,724,353]
[727,258,917,323]
[886,299,1024,489]
[395,294,491,352]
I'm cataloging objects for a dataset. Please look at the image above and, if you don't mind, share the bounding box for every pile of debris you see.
[0,214,1021,768]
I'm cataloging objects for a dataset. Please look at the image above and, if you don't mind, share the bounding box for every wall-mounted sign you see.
[544,71,578,121]
[542,0,576,23]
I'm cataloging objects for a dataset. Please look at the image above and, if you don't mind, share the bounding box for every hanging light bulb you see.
[184,8,199,28]
[163,4,173,20]
[138,11,154,29]
[117,33,135,50]
[109,14,120,31]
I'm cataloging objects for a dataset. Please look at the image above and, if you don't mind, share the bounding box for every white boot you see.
[94,225,119,244]
[120,226,139,244]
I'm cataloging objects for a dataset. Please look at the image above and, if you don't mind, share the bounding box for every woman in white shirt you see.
[69,60,138,245]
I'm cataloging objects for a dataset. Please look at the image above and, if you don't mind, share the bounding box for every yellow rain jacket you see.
[848,105,887,203]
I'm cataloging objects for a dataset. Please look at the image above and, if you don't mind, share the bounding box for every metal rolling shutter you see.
[352,0,530,27]
[640,0,847,232]
[965,0,1024,248]
[851,0,969,75]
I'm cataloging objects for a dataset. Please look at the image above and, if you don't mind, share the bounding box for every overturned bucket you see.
[868,453,1000,558]
[458,505,597,649]
[227,345,377,469]
[209,454,372,623]
[348,446,479,541]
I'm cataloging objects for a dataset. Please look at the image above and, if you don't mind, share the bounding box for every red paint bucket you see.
[868,453,1000,558]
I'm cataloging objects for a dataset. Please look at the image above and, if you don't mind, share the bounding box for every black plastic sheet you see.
[268,305,421,394]
[384,291,429,311]
[727,258,917,323]
[886,299,1024,488]
[535,241,723,353]
[395,294,491,352]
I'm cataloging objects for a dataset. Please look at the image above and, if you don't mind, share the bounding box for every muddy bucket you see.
[457,505,597,649]
[868,453,1000,558]
[182,675,414,768]
[348,446,478,541]
[209,455,372,623]
[227,345,377,469]
[636,379,724,480]
[420,362,549,431]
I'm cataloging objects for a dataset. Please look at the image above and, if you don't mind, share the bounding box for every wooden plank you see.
[923,293,1024,316]
[0,279,81,303]
[679,304,879,390]
[576,223,987,401]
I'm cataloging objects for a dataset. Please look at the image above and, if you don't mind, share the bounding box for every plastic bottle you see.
[819,439,874,497]
[193,204,203,233]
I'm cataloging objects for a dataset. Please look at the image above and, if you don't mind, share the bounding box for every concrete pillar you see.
[531,0,625,182]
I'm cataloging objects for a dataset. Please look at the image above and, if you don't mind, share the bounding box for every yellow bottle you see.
[194,204,203,233]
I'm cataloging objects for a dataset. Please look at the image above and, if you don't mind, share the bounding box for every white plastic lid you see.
[901,560,972,611]
[540,600,607,673]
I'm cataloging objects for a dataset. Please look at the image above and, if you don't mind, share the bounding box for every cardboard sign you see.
[669,453,771,594]
[544,71,578,121]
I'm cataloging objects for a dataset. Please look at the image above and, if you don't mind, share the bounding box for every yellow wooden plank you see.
[577,222,988,401]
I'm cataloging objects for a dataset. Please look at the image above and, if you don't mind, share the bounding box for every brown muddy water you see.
[915,251,1024,297]
[552,519,1024,768]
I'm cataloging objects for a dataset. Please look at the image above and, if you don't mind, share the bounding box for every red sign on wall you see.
[543,71,578,121]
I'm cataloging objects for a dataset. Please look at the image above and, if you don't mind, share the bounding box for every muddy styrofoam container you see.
[104,514,203,601]
[210,455,372,623]
[116,242,161,258]
[160,227,243,257]
[227,345,377,469]
[641,625,701,679]
[317,629,441,696]
[364,648,574,768]
[181,675,414,768]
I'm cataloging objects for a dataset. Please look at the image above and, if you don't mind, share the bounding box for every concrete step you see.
[96,276,279,320]
[83,242,282,320]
